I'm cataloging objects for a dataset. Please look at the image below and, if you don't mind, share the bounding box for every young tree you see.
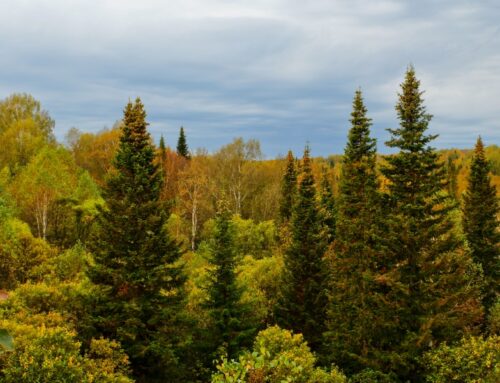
[380,67,482,380]
[275,146,328,352]
[325,90,388,374]
[279,150,297,223]
[88,98,187,382]
[176,126,190,159]
[204,200,255,360]
[319,166,336,243]
[463,137,499,311]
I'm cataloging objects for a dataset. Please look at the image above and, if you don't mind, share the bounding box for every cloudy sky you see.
[0,0,498,156]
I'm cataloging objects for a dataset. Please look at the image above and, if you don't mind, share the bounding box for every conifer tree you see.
[325,89,388,373]
[176,126,190,159]
[463,137,499,311]
[279,150,297,223]
[380,67,482,380]
[204,200,255,360]
[88,98,187,382]
[159,134,166,152]
[319,166,336,243]
[275,146,328,352]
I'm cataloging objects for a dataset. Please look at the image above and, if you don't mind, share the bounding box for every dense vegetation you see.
[0,68,498,382]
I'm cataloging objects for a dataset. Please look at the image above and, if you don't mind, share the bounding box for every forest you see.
[0,67,498,382]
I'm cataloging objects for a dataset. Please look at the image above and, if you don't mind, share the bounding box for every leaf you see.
[0,328,14,352]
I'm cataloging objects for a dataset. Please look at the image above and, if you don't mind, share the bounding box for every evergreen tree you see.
[380,67,482,380]
[204,200,255,360]
[463,137,499,311]
[159,134,166,152]
[279,150,297,223]
[176,126,190,159]
[319,166,336,243]
[325,89,388,374]
[275,146,328,352]
[88,98,188,382]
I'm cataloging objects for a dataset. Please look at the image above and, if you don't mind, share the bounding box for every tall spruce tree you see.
[380,67,482,380]
[319,166,336,243]
[325,90,390,374]
[463,137,499,311]
[88,98,187,382]
[279,150,297,223]
[275,146,328,352]
[176,126,190,159]
[204,200,255,360]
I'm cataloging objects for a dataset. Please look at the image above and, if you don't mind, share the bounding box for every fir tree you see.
[88,98,187,382]
[275,146,328,352]
[319,166,336,243]
[325,89,388,373]
[204,200,255,360]
[380,67,482,380]
[176,126,190,159]
[279,150,297,223]
[463,137,499,311]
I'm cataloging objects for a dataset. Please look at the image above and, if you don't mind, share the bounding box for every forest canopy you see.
[0,68,498,383]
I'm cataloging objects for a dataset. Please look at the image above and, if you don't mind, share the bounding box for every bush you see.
[212,326,347,383]
[422,335,499,382]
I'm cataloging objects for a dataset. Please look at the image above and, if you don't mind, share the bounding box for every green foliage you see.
[326,90,389,374]
[463,137,499,311]
[422,335,499,382]
[176,126,190,159]
[0,312,132,383]
[379,67,483,379]
[212,326,347,383]
[276,146,328,352]
[238,254,283,325]
[280,150,297,223]
[349,369,397,383]
[0,329,13,354]
[204,202,256,360]
[87,98,188,382]
[0,218,57,289]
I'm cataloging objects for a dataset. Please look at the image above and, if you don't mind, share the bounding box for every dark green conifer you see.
[279,150,297,223]
[319,166,336,243]
[276,146,328,352]
[325,89,387,373]
[380,67,482,380]
[176,126,190,159]
[463,137,499,311]
[88,98,187,382]
[204,200,255,360]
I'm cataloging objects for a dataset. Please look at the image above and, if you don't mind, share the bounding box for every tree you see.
[211,138,263,216]
[88,98,188,382]
[325,90,388,374]
[279,150,297,223]
[319,165,336,243]
[176,126,190,159]
[275,146,328,352]
[212,326,347,383]
[204,200,255,360]
[380,67,482,380]
[463,137,499,311]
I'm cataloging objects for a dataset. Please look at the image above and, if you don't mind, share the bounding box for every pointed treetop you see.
[159,135,166,151]
[345,89,376,163]
[474,136,485,157]
[176,126,190,158]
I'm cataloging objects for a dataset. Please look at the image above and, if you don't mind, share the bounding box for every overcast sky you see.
[0,0,498,156]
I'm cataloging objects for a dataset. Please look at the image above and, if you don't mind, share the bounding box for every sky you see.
[0,0,499,157]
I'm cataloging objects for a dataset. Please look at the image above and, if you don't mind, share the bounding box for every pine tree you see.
[176,126,190,159]
[463,137,499,311]
[279,150,297,223]
[275,146,328,352]
[319,166,336,243]
[380,67,482,380]
[204,200,255,360]
[88,98,187,382]
[159,135,166,152]
[325,89,388,374]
